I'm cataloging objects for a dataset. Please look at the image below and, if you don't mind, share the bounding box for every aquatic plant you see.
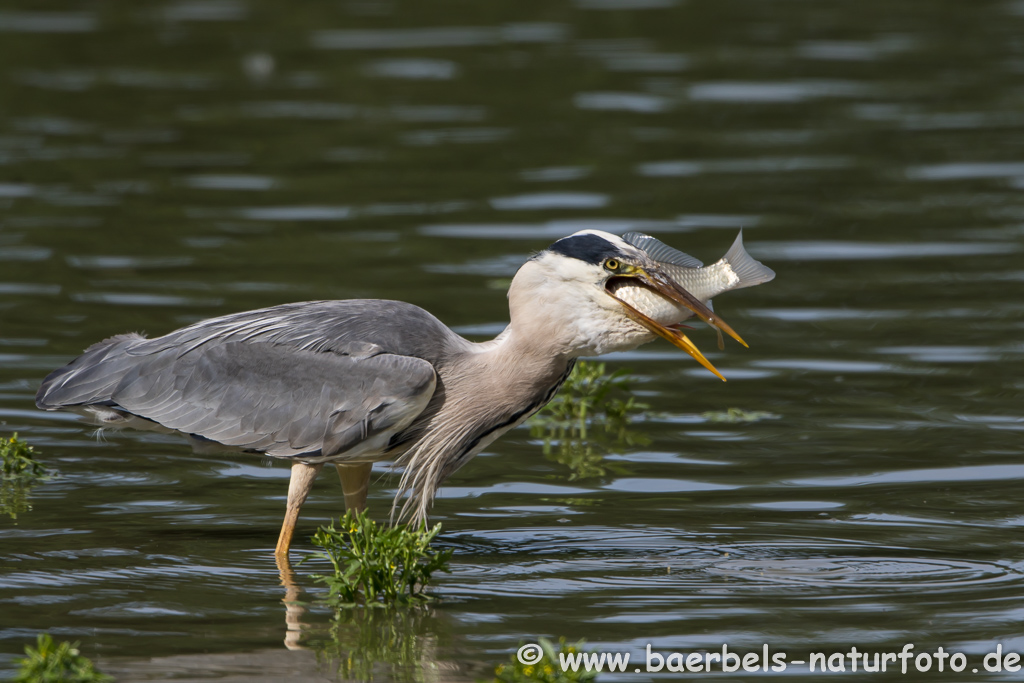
[14,633,111,683]
[493,638,597,683]
[1,433,48,481]
[700,407,778,423]
[531,361,648,439]
[528,361,649,479]
[1,434,51,520]
[309,508,451,607]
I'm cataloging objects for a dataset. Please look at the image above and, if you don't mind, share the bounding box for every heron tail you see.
[35,333,145,410]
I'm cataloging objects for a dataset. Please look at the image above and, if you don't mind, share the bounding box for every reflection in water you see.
[531,422,649,481]
[0,480,36,520]
[529,362,650,480]
[309,606,454,683]
[3,0,1024,678]
[0,435,51,521]
[278,557,311,652]
[278,554,457,681]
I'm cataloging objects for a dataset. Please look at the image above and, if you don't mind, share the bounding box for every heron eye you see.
[604,258,620,271]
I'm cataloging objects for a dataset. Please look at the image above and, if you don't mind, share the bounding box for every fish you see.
[611,230,775,348]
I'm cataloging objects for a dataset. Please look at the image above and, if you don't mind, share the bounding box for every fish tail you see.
[723,229,775,289]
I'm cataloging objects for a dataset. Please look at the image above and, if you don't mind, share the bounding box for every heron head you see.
[509,230,746,380]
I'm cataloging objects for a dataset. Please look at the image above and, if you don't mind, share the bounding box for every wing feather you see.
[37,301,445,461]
[104,341,436,458]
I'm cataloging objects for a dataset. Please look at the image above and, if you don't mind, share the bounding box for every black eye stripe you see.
[547,234,625,265]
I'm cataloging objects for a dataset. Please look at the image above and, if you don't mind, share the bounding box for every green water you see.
[2,0,1024,680]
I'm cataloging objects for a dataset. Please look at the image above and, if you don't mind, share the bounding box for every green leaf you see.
[14,633,112,683]
[308,509,451,607]
[1,434,51,482]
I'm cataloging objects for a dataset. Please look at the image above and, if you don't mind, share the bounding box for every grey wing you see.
[621,232,704,268]
[124,299,470,364]
[35,300,459,459]
[38,335,437,460]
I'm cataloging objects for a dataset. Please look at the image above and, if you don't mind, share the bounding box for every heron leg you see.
[335,462,373,512]
[275,461,323,559]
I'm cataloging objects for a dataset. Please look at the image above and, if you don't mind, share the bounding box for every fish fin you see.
[723,229,775,289]
[622,232,704,269]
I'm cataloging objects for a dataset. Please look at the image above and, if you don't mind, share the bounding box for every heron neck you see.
[448,319,575,412]
[479,317,577,365]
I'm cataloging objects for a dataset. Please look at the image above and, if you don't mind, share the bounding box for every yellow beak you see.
[609,267,747,382]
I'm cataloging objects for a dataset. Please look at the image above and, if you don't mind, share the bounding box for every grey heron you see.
[35,229,773,558]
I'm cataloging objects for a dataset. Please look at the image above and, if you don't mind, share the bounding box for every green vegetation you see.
[14,633,111,683]
[532,362,648,441]
[529,361,649,479]
[311,606,447,682]
[700,408,778,423]
[528,364,779,478]
[1,433,48,481]
[309,508,451,607]
[492,638,597,683]
[1,434,52,520]
[306,511,452,677]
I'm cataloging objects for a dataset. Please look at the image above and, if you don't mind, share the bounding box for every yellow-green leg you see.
[335,462,373,512]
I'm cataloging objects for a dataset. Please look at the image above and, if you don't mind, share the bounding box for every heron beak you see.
[608,266,748,382]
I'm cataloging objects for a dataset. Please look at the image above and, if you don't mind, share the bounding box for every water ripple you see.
[689,80,868,103]
[363,58,459,80]
[420,218,675,239]
[788,463,1024,488]
[638,156,851,177]
[753,240,1018,261]
[905,162,1024,180]
[0,11,96,33]
[709,556,1020,589]
[160,0,248,23]
[574,92,672,113]
[237,205,351,221]
[312,24,567,50]
[490,192,609,211]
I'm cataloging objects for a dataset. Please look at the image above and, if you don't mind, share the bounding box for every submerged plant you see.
[14,633,111,683]
[700,407,778,423]
[492,638,597,683]
[1,434,52,520]
[528,361,649,479]
[309,508,452,607]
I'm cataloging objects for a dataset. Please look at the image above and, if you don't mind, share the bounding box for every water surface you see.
[2,0,1024,680]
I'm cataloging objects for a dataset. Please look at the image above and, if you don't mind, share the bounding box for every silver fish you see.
[612,230,775,347]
